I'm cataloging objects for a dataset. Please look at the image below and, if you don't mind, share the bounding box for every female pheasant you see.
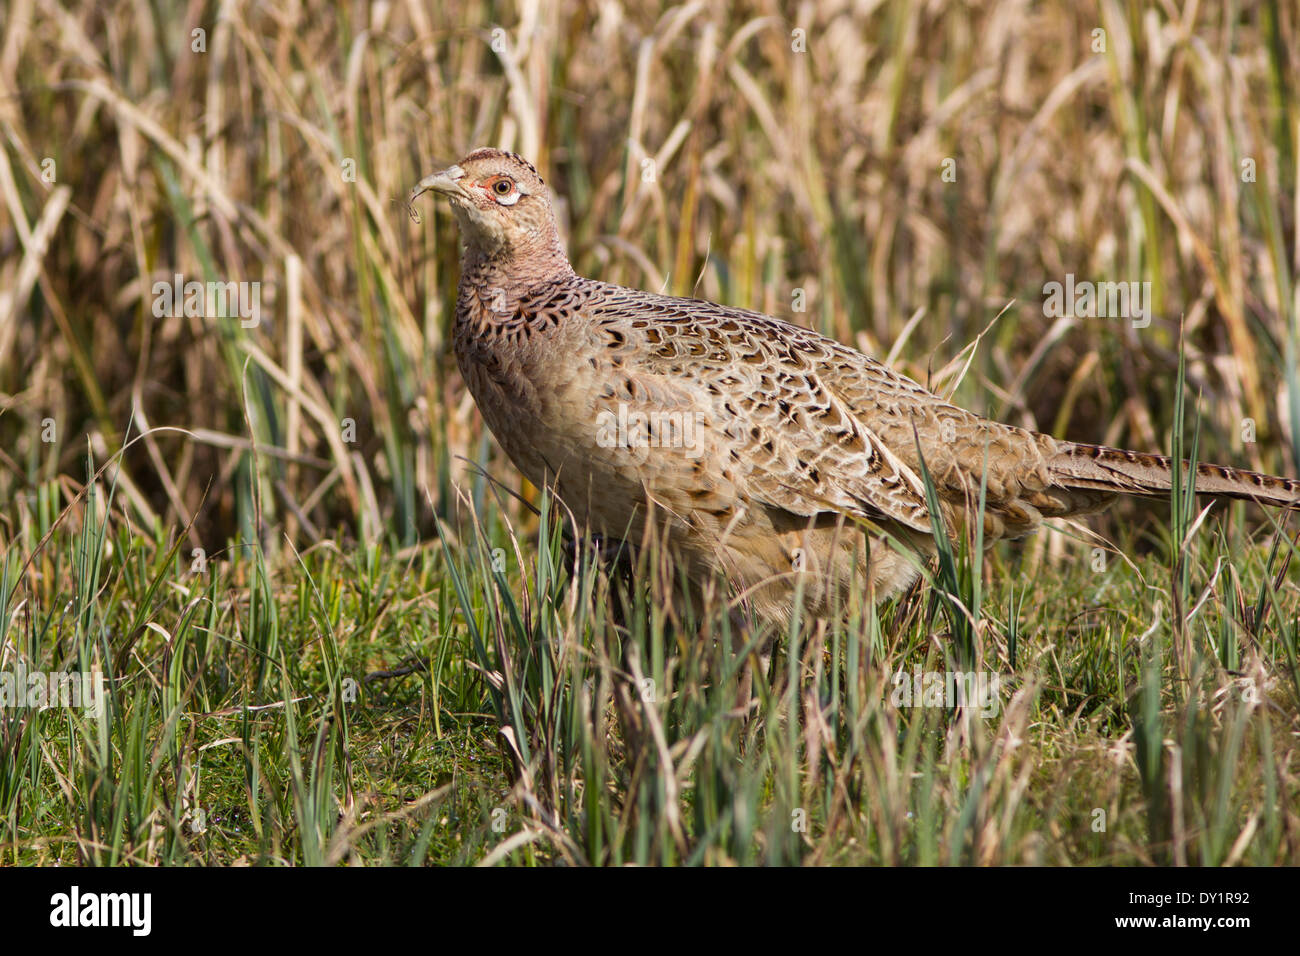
[411,148,1299,629]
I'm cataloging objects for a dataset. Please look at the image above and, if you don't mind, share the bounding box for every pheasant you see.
[410,148,1299,629]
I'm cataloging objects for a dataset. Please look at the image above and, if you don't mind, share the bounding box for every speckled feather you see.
[413,149,1300,628]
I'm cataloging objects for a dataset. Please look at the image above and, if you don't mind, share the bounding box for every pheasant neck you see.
[460,232,576,295]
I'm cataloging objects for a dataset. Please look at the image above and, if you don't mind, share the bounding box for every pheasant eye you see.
[487,177,521,206]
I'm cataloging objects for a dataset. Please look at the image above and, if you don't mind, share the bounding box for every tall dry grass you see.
[1,0,1296,557]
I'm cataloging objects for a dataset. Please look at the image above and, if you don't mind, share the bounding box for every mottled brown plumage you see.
[411,149,1299,628]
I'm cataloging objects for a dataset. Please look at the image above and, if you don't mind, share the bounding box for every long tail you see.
[1048,442,1300,508]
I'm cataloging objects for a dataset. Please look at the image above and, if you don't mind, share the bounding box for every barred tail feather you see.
[1049,442,1300,508]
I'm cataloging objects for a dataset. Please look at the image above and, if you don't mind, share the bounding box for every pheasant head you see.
[410,148,572,280]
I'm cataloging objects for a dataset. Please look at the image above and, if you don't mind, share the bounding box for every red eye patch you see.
[479,176,520,203]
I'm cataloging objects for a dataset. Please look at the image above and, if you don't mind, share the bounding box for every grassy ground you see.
[2,0,1299,865]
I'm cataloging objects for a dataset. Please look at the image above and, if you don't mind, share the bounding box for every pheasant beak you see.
[409,165,471,205]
